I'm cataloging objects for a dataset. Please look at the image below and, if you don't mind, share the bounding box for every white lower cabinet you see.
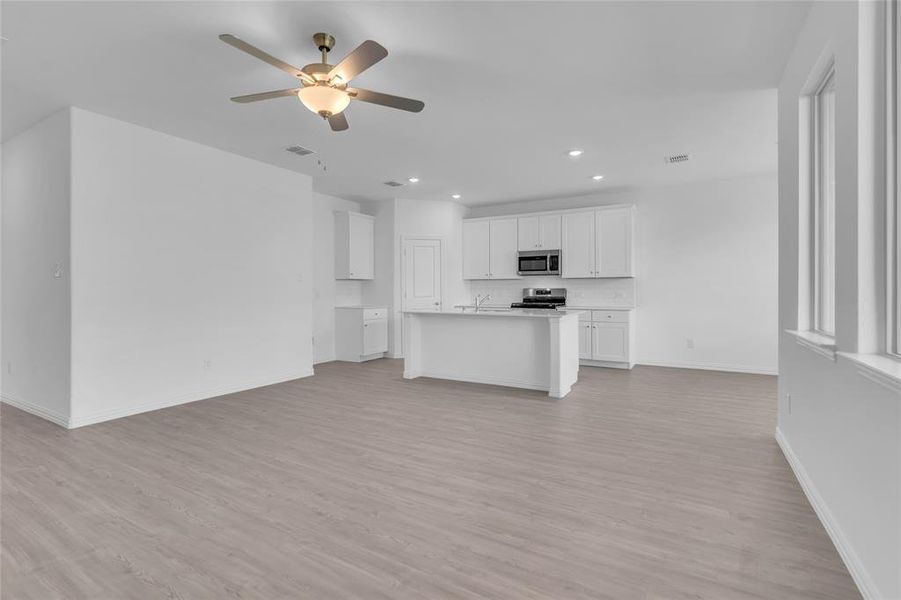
[336,307,388,362]
[578,320,593,359]
[577,309,635,369]
[591,323,628,362]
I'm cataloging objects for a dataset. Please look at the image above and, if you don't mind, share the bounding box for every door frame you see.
[397,236,447,357]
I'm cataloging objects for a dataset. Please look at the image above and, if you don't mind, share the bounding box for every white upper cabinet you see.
[465,205,634,280]
[518,214,561,250]
[335,211,374,280]
[463,218,519,280]
[518,216,541,251]
[489,218,519,279]
[561,211,596,278]
[595,206,634,277]
[539,214,562,249]
[462,220,490,279]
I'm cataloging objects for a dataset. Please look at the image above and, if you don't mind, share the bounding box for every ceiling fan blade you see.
[219,34,315,84]
[347,87,424,113]
[230,88,301,103]
[328,112,349,132]
[328,40,388,83]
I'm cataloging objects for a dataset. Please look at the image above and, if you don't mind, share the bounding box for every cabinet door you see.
[539,214,562,249]
[591,323,629,362]
[362,319,388,355]
[348,213,374,279]
[595,207,634,277]
[517,216,541,251]
[489,218,520,279]
[561,211,596,278]
[462,220,490,279]
[578,321,593,359]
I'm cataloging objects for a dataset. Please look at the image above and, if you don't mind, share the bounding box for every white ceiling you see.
[1,1,809,206]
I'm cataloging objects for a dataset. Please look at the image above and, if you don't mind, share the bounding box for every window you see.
[813,68,837,337]
[887,0,900,356]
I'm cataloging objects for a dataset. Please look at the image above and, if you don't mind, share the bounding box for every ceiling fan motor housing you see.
[313,32,335,53]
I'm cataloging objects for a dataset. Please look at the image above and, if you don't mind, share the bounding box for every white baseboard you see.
[67,367,315,429]
[775,428,880,600]
[637,359,777,375]
[1,392,70,428]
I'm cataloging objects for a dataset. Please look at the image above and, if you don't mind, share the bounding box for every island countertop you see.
[404,308,585,319]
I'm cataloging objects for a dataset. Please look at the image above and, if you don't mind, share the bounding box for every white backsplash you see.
[468,277,635,307]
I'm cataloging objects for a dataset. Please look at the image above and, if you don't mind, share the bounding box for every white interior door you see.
[403,238,442,311]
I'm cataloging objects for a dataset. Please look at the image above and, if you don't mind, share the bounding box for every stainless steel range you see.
[511,288,566,310]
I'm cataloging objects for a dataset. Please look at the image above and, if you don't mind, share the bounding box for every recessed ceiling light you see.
[592,175,604,181]
[568,149,583,157]
[451,194,461,200]
[408,177,420,183]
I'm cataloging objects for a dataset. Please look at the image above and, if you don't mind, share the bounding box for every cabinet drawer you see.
[592,310,630,323]
[363,308,386,321]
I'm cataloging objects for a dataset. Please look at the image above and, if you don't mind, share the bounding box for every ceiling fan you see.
[219,32,425,132]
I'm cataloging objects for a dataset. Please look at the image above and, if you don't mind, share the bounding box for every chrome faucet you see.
[475,294,491,308]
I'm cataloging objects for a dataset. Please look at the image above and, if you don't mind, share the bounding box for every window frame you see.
[812,66,837,338]
[888,0,901,357]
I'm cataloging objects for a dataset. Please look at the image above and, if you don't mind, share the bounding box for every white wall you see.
[777,2,900,598]
[468,173,779,374]
[312,192,363,364]
[361,199,397,354]
[392,198,469,356]
[67,108,314,426]
[357,198,469,358]
[1,109,72,425]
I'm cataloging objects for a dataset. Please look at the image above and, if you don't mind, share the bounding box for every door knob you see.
[433,302,440,306]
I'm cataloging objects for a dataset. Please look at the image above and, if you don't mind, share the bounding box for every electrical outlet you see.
[202,359,212,370]
[685,338,695,350]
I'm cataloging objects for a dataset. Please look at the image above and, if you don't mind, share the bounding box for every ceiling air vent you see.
[383,180,405,187]
[665,153,691,164]
[286,145,315,156]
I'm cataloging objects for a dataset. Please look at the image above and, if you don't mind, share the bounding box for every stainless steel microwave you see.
[517,250,561,276]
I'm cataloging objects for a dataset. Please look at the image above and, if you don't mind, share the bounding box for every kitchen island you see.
[402,309,582,398]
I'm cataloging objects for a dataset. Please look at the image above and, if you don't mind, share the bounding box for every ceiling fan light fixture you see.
[298,85,350,117]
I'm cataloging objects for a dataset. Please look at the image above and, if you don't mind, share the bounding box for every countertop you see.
[565,305,635,311]
[335,305,388,310]
[405,308,584,319]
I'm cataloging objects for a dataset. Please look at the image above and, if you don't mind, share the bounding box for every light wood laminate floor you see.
[2,360,858,599]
